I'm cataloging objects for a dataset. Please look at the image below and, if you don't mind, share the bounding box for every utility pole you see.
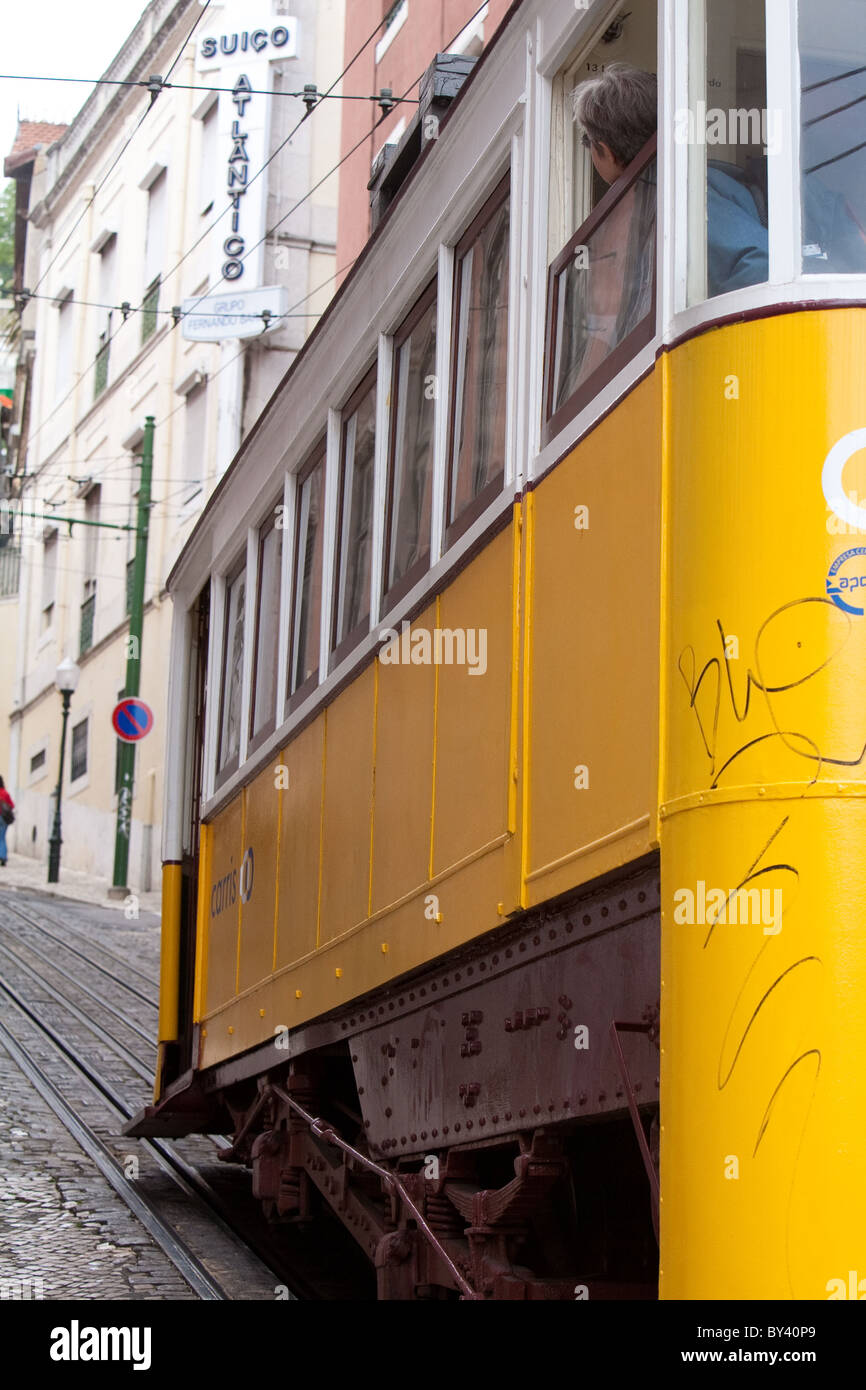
[110,416,154,896]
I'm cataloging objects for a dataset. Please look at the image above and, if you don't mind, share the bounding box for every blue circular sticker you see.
[826,546,866,615]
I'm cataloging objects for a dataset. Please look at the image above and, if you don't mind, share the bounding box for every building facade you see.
[335,0,513,275]
[3,0,343,889]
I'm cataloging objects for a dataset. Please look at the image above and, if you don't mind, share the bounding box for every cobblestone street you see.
[0,881,287,1302]
[0,1034,195,1300]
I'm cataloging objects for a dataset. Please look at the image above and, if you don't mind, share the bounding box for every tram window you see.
[446,176,510,542]
[288,446,325,703]
[545,132,656,437]
[216,560,246,779]
[687,0,770,303]
[544,5,658,441]
[333,368,376,659]
[799,0,866,275]
[383,279,437,603]
[548,0,658,262]
[249,511,282,749]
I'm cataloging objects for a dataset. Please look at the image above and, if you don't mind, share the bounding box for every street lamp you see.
[47,656,80,884]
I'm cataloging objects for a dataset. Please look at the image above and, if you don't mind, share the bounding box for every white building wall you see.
[6,0,343,889]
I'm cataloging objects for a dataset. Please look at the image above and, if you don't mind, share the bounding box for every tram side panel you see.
[188,374,662,1078]
[525,372,661,904]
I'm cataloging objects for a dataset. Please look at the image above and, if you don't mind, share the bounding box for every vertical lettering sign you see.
[196,12,298,290]
[226,75,252,280]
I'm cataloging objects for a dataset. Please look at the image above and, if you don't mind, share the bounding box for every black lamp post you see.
[47,656,80,884]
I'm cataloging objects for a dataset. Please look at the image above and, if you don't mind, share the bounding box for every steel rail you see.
[0,935,156,1083]
[3,898,158,1000]
[0,1012,226,1300]
[0,972,292,1295]
[0,916,156,1043]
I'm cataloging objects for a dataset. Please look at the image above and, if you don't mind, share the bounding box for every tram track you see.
[0,891,365,1299]
[0,1010,229,1301]
[0,899,301,1300]
[1,895,158,1001]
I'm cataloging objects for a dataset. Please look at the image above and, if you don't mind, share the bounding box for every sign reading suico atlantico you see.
[196,11,298,294]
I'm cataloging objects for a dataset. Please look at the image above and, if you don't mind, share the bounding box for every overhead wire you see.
[142,11,393,319]
[19,253,356,494]
[180,0,490,319]
[17,6,390,452]
[14,0,487,498]
[0,72,420,104]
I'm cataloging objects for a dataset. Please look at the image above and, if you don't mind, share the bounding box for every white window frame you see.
[54,289,75,399]
[140,162,168,292]
[533,0,663,480]
[448,4,488,58]
[196,95,219,216]
[375,0,408,64]
[668,0,866,343]
[176,369,209,512]
[40,527,59,640]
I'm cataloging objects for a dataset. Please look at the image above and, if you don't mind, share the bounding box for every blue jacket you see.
[707,165,769,296]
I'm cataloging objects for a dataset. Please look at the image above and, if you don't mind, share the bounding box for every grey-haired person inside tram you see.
[573,63,866,297]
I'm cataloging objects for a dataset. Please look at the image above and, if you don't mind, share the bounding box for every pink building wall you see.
[337,0,514,277]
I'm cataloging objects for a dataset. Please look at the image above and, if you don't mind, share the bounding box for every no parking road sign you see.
[112,698,155,743]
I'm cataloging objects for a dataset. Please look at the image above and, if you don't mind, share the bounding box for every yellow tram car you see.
[129,0,866,1300]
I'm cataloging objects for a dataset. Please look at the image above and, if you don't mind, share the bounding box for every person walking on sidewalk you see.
[0,776,14,866]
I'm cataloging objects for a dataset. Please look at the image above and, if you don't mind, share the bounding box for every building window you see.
[144,167,167,285]
[181,378,207,503]
[687,0,768,303]
[93,234,116,398]
[376,0,408,64]
[29,748,46,777]
[55,291,74,398]
[249,510,282,748]
[217,560,246,779]
[141,164,167,344]
[141,276,160,345]
[799,0,866,275]
[79,486,100,656]
[70,718,88,782]
[446,176,510,540]
[383,280,437,603]
[288,446,325,703]
[41,530,57,632]
[333,367,376,659]
[79,594,95,656]
[0,541,20,599]
[94,334,110,397]
[199,98,219,215]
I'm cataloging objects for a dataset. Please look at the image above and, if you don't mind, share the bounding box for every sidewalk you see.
[0,850,161,917]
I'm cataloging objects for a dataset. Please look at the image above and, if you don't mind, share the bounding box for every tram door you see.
[177,583,210,1076]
